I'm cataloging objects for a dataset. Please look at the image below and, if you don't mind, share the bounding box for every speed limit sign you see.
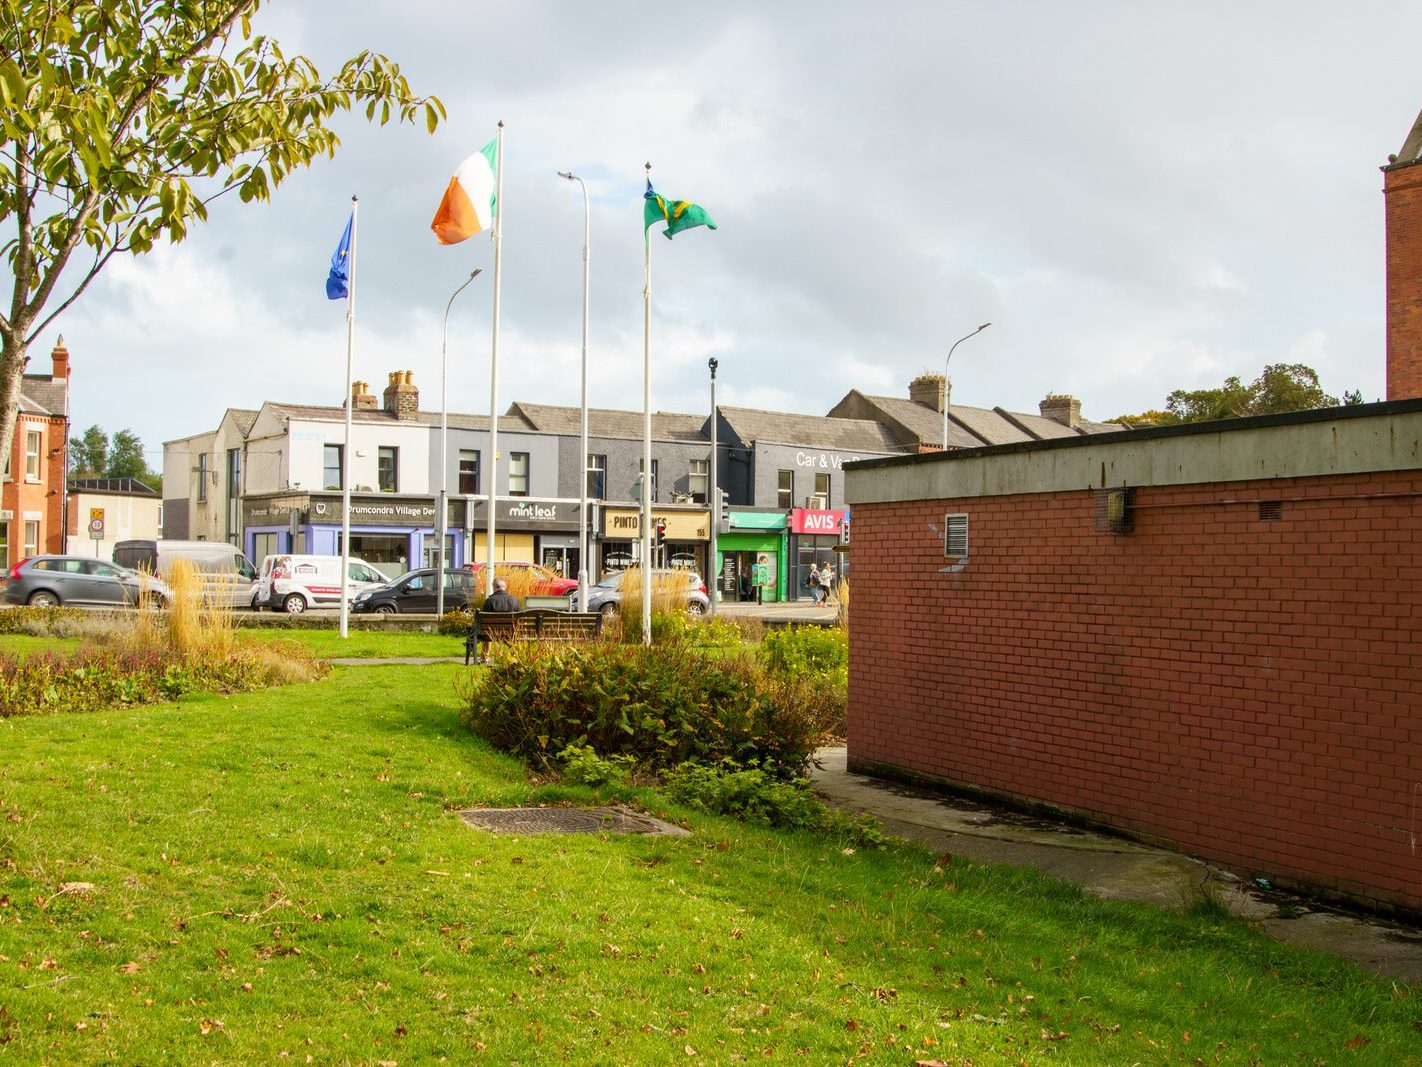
[88,508,105,539]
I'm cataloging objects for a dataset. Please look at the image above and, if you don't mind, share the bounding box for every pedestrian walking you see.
[807,562,823,603]
[818,561,834,605]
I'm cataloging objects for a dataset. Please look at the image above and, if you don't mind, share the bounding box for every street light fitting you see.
[941,322,993,451]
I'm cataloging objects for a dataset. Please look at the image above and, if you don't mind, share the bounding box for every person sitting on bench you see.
[482,576,520,613]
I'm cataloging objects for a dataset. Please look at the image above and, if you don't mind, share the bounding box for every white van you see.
[257,554,388,614]
[111,539,260,609]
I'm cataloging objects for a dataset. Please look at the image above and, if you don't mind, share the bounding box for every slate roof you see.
[845,392,1125,448]
[507,402,709,443]
[718,406,906,454]
[19,375,66,417]
[261,402,524,434]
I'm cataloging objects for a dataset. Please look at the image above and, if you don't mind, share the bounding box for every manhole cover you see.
[458,805,690,837]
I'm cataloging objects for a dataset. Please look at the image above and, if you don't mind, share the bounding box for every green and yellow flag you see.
[644,179,716,240]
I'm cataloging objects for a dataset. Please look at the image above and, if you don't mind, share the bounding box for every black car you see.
[351,568,473,614]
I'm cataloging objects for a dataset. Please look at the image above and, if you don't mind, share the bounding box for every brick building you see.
[1385,106,1422,400]
[844,402,1422,915]
[2,338,70,565]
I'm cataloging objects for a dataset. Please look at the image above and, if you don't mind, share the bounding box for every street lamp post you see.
[436,268,482,619]
[708,356,719,617]
[941,322,992,451]
[558,169,592,612]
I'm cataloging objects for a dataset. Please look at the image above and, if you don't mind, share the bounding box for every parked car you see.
[583,568,708,618]
[3,556,171,609]
[256,554,388,614]
[466,561,578,597]
[351,568,474,615]
[112,539,259,609]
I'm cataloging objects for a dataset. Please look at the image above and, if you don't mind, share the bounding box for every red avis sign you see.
[790,508,845,535]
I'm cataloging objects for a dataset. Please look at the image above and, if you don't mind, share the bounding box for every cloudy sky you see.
[40,1,1422,461]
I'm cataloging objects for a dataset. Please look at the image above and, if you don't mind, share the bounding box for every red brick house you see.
[844,402,1422,916]
[1,338,70,566]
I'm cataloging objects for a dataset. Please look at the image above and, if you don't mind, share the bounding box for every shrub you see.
[437,607,472,635]
[760,625,847,688]
[662,758,887,846]
[459,642,826,777]
[557,744,634,787]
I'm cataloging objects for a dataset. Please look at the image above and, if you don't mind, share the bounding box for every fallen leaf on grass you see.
[118,962,141,974]
[199,1019,224,1036]
[1041,1029,1069,1041]
[1345,1034,1371,1050]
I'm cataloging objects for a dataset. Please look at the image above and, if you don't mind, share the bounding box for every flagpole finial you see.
[497,119,504,128]
[350,194,358,204]
[645,162,652,173]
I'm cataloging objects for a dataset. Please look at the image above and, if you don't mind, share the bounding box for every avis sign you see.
[790,508,845,535]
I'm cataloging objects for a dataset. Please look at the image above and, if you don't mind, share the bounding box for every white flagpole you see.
[485,121,504,600]
[641,163,654,647]
[339,195,358,640]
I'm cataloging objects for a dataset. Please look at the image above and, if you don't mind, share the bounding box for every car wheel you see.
[599,602,618,618]
[686,599,706,616]
[374,604,397,615]
[28,591,59,608]
[281,594,307,615]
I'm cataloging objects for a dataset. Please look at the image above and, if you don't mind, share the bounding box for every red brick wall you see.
[1385,162,1422,400]
[849,470,1422,914]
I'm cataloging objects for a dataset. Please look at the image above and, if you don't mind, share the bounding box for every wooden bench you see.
[464,609,605,664]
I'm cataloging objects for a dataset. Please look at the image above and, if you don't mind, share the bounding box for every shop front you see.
[717,511,788,603]
[467,498,582,575]
[789,507,847,600]
[243,493,468,579]
[599,506,710,579]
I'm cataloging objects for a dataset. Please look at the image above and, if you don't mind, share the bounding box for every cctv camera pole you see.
[338,196,358,640]
[436,269,482,619]
[708,356,719,617]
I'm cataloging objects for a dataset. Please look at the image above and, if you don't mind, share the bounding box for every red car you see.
[466,561,579,597]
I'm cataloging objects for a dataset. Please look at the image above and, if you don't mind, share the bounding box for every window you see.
[509,452,529,497]
[23,520,38,557]
[777,469,793,510]
[0,522,9,563]
[587,455,607,500]
[323,444,343,491]
[639,458,658,502]
[689,459,708,503]
[24,430,40,481]
[197,452,209,502]
[378,446,398,492]
[458,450,480,495]
[812,472,830,509]
[226,449,241,500]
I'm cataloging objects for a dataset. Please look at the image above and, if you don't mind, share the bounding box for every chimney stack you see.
[382,370,419,419]
[1384,105,1422,399]
[908,373,946,413]
[351,380,377,410]
[1039,394,1081,427]
[50,336,70,381]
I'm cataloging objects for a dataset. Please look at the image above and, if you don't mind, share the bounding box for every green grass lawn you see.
[0,633,84,658]
[0,664,1416,1064]
[234,627,466,659]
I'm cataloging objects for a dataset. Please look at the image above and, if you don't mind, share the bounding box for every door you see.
[83,560,132,607]
[395,571,439,613]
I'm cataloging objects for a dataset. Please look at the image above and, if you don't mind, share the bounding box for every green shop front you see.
[716,511,788,603]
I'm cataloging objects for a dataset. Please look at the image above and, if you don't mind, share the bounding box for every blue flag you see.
[326,214,353,300]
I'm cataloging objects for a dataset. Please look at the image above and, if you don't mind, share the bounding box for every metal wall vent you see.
[1258,500,1283,522]
[1094,487,1135,534]
[944,513,969,557]
[459,805,690,837]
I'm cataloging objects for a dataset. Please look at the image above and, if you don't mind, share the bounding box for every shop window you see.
[812,473,830,509]
[689,459,708,503]
[197,452,209,502]
[777,469,793,509]
[323,444,342,491]
[378,447,398,492]
[24,430,40,481]
[509,452,529,497]
[458,450,480,494]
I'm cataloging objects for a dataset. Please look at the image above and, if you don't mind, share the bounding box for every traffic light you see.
[654,518,667,546]
[718,489,730,512]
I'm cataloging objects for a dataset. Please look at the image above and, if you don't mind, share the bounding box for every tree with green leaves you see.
[108,428,148,480]
[68,422,108,477]
[0,1,443,478]
[1113,363,1360,426]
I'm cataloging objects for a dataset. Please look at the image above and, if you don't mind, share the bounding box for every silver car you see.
[3,556,171,609]
[584,569,709,617]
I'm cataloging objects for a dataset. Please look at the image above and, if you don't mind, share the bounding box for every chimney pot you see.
[50,336,70,381]
[908,373,946,413]
[1039,393,1082,427]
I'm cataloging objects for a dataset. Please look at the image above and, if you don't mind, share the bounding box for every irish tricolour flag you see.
[430,138,498,245]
